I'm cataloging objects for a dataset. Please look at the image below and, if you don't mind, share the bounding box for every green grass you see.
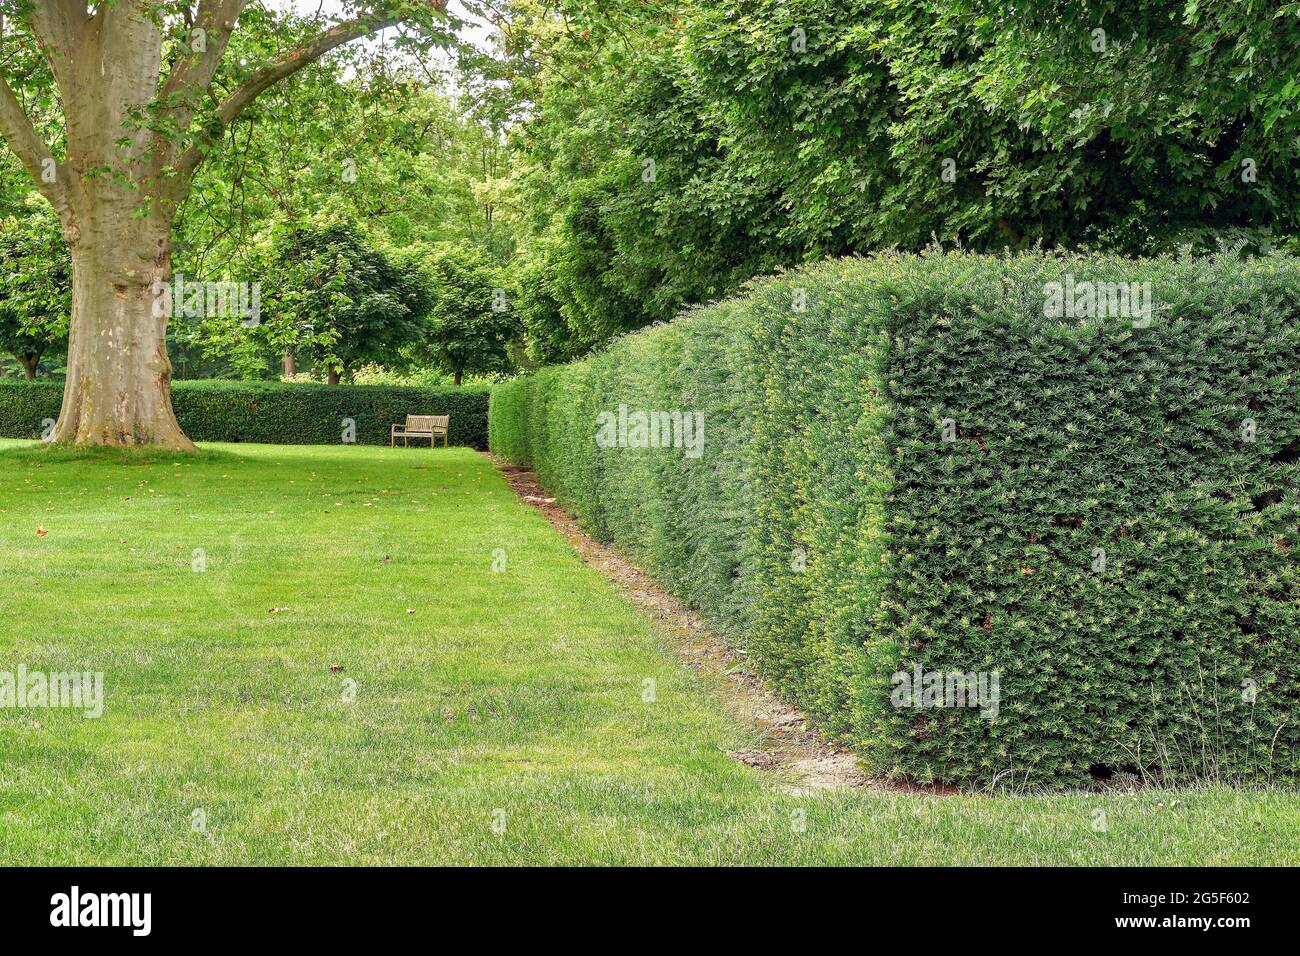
[0,438,1295,865]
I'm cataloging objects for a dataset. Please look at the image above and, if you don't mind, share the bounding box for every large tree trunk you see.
[453,367,463,386]
[326,365,342,386]
[27,7,193,450]
[52,213,194,450]
[16,353,39,380]
[283,348,296,378]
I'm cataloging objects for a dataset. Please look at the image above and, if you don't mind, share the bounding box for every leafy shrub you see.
[490,251,1300,787]
[0,379,488,447]
[242,221,432,383]
[0,196,70,378]
[410,243,518,386]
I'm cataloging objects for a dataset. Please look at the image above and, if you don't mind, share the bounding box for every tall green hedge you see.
[0,379,489,447]
[490,251,1300,787]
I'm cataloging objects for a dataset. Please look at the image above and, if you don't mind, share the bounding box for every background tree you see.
[501,0,767,354]
[254,220,431,384]
[0,195,70,378]
[413,242,516,385]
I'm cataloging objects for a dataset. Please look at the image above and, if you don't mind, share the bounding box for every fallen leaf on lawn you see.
[329,663,344,673]
[35,527,47,537]
[268,607,289,614]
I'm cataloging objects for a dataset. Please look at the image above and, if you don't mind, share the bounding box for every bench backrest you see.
[406,415,449,431]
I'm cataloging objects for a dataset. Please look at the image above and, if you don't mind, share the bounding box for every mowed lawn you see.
[0,439,1295,865]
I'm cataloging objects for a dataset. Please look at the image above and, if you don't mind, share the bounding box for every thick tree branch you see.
[157,0,247,115]
[0,71,70,219]
[27,0,87,89]
[30,1,86,50]
[150,0,247,177]
[169,3,446,197]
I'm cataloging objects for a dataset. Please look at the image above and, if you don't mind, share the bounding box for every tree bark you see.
[453,367,463,386]
[53,210,194,449]
[283,348,296,378]
[326,365,342,386]
[16,352,39,380]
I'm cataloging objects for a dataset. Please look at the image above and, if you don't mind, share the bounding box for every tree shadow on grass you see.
[0,441,243,468]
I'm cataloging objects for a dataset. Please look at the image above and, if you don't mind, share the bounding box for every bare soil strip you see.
[491,456,883,794]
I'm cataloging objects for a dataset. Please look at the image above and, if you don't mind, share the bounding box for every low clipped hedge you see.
[491,251,1300,787]
[0,380,60,440]
[0,379,489,447]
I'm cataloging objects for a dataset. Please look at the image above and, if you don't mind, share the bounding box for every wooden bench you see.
[391,414,449,448]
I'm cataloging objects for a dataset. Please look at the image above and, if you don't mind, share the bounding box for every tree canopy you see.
[501,0,1300,356]
[255,220,433,383]
[414,242,517,385]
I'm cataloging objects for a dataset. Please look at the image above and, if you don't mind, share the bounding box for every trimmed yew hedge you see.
[0,379,489,447]
[491,251,1300,787]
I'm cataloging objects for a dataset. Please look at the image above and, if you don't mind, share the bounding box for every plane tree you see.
[0,0,449,447]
